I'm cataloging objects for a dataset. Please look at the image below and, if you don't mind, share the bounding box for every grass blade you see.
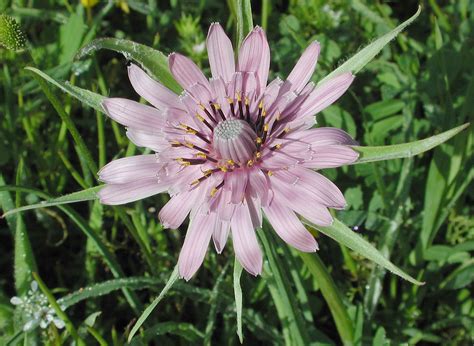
[304,219,424,285]
[1,185,102,218]
[233,258,244,343]
[25,66,105,113]
[76,38,182,93]
[319,6,421,84]
[229,0,254,48]
[353,123,469,164]
[128,266,179,342]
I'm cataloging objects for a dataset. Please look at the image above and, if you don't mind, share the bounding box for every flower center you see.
[213,119,257,164]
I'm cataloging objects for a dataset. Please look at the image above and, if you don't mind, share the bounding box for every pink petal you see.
[285,127,358,146]
[102,98,166,132]
[301,145,359,169]
[206,23,235,83]
[98,155,160,184]
[178,211,216,280]
[169,53,210,91]
[126,129,169,152]
[98,179,168,205]
[247,168,273,207]
[159,189,200,229]
[297,73,355,118]
[127,64,182,110]
[285,41,320,94]
[231,203,262,276]
[264,199,318,252]
[227,171,248,204]
[237,27,270,92]
[212,219,230,254]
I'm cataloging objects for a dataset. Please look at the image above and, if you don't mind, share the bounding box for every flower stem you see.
[299,252,354,345]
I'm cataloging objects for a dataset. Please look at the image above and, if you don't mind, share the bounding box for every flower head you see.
[99,23,358,280]
[10,281,65,331]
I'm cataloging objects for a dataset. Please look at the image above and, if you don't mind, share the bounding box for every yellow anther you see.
[236,92,242,102]
[179,122,188,129]
[196,153,207,159]
[263,124,269,132]
[171,140,181,146]
[198,103,206,110]
[267,170,274,176]
[210,187,219,197]
[262,109,267,117]
[196,114,205,122]
[227,159,235,166]
[213,103,221,110]
[191,179,200,186]
[247,159,254,167]
[227,97,234,104]
[245,97,249,105]
[255,137,263,144]
[255,151,262,159]
[284,127,290,133]
[274,143,282,149]
[184,142,194,149]
[258,100,264,109]
[203,169,213,176]
[219,165,228,172]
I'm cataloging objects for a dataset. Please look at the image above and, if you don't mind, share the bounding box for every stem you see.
[299,252,354,345]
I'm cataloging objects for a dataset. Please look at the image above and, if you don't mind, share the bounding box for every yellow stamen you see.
[247,159,254,167]
[210,187,218,197]
[255,151,262,159]
[245,97,249,106]
[184,142,194,149]
[213,103,221,110]
[196,114,205,122]
[258,100,264,109]
[191,179,200,186]
[255,137,263,144]
[196,153,207,159]
[236,92,242,102]
[263,124,269,132]
[227,97,234,104]
[227,159,235,166]
[220,166,228,172]
[274,143,282,149]
[267,170,274,176]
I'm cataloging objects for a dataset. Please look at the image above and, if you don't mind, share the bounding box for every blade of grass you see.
[32,272,86,346]
[304,219,423,285]
[229,0,254,49]
[128,265,179,342]
[233,258,244,343]
[352,123,469,164]
[299,252,354,345]
[27,69,98,175]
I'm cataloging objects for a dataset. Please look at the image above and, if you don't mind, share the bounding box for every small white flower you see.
[10,280,66,332]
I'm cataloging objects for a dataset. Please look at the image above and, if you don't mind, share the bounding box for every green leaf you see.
[299,253,354,345]
[76,38,182,94]
[229,0,254,48]
[319,6,421,85]
[25,66,105,112]
[304,219,424,285]
[58,277,163,309]
[233,258,244,343]
[1,185,102,218]
[128,266,180,343]
[353,123,470,164]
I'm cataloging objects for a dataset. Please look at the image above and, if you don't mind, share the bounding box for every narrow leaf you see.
[25,66,105,113]
[76,38,182,93]
[128,266,180,342]
[230,0,254,49]
[1,185,102,218]
[319,6,421,84]
[353,123,469,164]
[304,219,424,285]
[233,258,244,343]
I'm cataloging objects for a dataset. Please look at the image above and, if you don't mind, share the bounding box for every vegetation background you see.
[0,0,472,344]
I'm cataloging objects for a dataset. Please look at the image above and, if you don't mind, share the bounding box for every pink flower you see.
[98,23,358,280]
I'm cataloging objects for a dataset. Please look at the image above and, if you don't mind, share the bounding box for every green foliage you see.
[0,1,472,345]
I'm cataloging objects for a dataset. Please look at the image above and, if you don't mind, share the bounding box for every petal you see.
[98,155,161,184]
[301,145,359,169]
[98,179,168,205]
[238,27,270,92]
[169,53,210,91]
[285,127,358,146]
[296,73,355,118]
[178,211,215,280]
[126,129,169,152]
[285,41,320,94]
[247,168,273,207]
[128,64,182,110]
[231,203,263,276]
[264,198,318,252]
[159,189,200,229]
[227,171,248,204]
[102,98,166,132]
[213,219,231,254]
[206,23,235,83]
